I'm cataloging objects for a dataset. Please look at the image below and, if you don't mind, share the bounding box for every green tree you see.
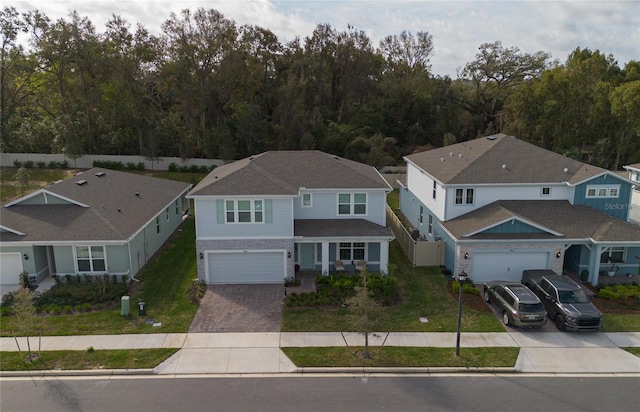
[13,288,39,362]
[15,166,29,196]
[345,271,389,359]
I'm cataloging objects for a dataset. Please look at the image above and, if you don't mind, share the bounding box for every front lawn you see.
[281,241,504,332]
[0,217,199,336]
[0,348,177,371]
[282,346,519,368]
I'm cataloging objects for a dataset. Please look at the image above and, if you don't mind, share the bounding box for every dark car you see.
[483,281,547,327]
[522,270,603,331]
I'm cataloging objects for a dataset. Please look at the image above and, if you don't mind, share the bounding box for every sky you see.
[10,0,640,77]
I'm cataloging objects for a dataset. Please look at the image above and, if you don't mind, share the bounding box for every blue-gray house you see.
[399,134,640,285]
[0,168,191,287]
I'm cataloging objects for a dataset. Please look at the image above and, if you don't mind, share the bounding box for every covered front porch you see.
[293,219,394,275]
[565,243,640,286]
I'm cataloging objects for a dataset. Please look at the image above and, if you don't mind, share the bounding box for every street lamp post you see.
[455,271,467,356]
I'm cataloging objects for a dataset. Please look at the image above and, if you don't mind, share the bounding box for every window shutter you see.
[216,199,224,224]
[265,199,272,223]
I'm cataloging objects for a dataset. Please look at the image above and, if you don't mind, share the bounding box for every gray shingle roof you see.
[405,134,606,185]
[441,200,640,242]
[294,219,394,238]
[1,168,191,242]
[189,151,390,196]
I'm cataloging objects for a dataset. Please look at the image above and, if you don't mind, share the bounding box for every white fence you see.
[0,153,225,171]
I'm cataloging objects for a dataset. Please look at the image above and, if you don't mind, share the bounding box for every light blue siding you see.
[293,191,387,225]
[195,198,293,238]
[573,175,632,220]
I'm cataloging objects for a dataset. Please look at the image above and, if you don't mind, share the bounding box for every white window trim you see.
[301,193,312,208]
[175,199,180,215]
[586,185,620,198]
[225,199,265,224]
[337,193,367,216]
[74,245,107,273]
[541,187,551,196]
[455,187,475,205]
[338,242,366,262]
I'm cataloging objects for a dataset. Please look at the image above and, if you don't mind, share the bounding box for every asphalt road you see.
[2,375,639,411]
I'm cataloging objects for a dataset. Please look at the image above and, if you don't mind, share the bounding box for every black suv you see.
[522,270,603,331]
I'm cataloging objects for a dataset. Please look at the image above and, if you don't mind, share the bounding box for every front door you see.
[299,243,315,270]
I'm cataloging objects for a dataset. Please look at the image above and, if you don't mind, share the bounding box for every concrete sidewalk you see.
[2,331,640,375]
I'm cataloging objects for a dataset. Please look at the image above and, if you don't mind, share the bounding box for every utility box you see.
[121,296,130,316]
[138,301,146,316]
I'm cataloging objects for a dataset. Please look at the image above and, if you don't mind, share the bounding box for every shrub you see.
[13,159,22,167]
[598,284,640,300]
[452,279,481,295]
[36,161,46,168]
[93,160,124,170]
[48,160,58,168]
[126,162,137,170]
[23,160,34,168]
[168,162,179,172]
[186,279,207,303]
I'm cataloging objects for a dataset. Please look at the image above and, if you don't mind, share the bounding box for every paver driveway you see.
[188,284,285,333]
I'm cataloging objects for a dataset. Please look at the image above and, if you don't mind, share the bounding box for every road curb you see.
[296,366,517,374]
[0,368,155,378]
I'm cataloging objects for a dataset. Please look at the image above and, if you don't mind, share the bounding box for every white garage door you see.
[0,253,23,285]
[471,251,549,283]
[207,251,285,284]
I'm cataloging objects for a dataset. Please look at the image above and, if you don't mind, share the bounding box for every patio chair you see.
[355,260,367,271]
[334,260,345,272]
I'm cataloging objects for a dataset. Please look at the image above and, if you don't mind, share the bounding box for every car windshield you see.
[519,303,544,313]
[558,290,589,303]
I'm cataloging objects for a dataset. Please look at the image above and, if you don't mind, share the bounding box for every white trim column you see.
[321,241,329,275]
[380,240,389,274]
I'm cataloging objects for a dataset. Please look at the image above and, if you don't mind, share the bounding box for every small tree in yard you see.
[13,288,40,362]
[345,270,389,359]
[15,166,30,196]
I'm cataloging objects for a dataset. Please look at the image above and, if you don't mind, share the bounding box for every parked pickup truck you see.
[521,270,603,331]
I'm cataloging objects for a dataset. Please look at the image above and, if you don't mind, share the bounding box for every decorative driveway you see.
[188,284,285,333]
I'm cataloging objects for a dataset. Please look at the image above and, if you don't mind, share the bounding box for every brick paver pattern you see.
[189,284,285,333]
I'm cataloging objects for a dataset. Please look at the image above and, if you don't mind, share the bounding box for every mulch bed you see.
[446,280,492,313]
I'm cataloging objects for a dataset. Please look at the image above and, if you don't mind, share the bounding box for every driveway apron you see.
[189,284,285,333]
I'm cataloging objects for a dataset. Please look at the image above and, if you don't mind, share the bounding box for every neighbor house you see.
[0,168,191,286]
[399,134,640,286]
[187,151,395,284]
[623,163,640,225]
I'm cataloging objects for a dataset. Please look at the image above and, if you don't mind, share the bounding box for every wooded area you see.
[1,7,639,169]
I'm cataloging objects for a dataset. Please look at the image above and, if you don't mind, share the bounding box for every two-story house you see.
[400,134,640,286]
[0,168,191,287]
[623,163,640,225]
[187,151,395,284]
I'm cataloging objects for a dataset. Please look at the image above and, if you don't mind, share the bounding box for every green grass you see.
[282,241,504,332]
[626,347,640,358]
[0,217,199,336]
[387,189,400,210]
[0,348,177,371]
[602,314,640,332]
[282,346,519,368]
[0,168,74,202]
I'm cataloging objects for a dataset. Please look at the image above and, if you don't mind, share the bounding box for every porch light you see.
[464,252,469,259]
[23,253,28,260]
[199,252,203,260]
[556,251,562,258]
[288,251,292,258]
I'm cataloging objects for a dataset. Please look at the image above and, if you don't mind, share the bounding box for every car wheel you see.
[502,312,510,326]
[483,290,491,302]
[555,315,566,331]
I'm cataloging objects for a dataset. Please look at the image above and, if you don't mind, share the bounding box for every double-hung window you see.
[225,200,263,223]
[76,246,106,272]
[455,188,474,205]
[601,247,625,264]
[302,193,312,207]
[339,242,365,261]
[338,193,366,215]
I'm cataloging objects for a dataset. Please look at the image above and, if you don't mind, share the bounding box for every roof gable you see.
[405,134,606,185]
[189,151,390,196]
[1,168,191,242]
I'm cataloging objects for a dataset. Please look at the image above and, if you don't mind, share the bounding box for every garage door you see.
[0,253,23,285]
[207,251,285,284]
[471,251,549,283]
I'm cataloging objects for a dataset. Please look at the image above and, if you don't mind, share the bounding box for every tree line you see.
[2,7,639,169]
